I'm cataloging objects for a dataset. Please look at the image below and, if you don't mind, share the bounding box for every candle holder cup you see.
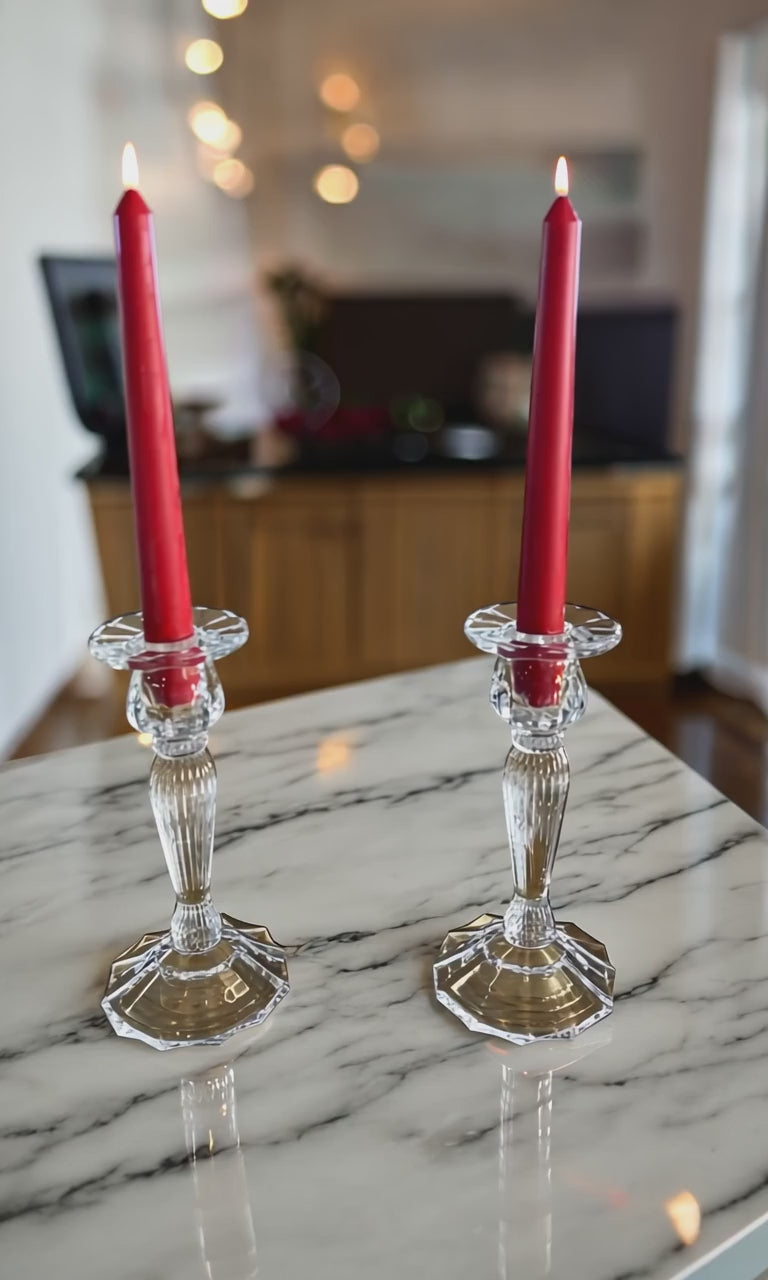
[89,607,289,1051]
[434,603,621,1044]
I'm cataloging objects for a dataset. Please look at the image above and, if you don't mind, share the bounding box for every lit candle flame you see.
[554,155,569,196]
[122,142,139,190]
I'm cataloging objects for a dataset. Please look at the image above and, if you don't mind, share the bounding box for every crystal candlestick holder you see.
[434,603,622,1044]
[89,607,290,1050]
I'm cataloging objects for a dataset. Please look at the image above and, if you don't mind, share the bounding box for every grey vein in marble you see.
[0,659,767,1280]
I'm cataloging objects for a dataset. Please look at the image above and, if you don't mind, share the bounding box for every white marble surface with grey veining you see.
[1,658,768,1280]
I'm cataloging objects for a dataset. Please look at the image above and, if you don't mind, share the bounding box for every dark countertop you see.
[79,425,682,483]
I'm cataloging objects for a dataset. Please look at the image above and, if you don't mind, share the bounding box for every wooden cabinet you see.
[87,465,682,704]
[219,482,358,698]
[355,470,680,685]
[89,484,224,617]
[359,476,505,673]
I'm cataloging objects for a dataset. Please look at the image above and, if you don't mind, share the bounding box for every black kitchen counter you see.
[78,425,682,483]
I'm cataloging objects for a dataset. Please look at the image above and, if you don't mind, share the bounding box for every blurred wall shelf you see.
[86,467,681,702]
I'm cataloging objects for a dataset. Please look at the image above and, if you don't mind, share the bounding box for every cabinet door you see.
[220,483,357,698]
[87,484,222,616]
[359,477,505,673]
[567,495,627,620]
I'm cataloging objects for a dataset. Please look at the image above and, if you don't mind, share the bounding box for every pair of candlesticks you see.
[90,598,621,1052]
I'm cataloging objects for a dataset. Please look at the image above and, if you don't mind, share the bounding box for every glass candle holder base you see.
[434,913,614,1044]
[434,604,622,1046]
[103,915,290,1052]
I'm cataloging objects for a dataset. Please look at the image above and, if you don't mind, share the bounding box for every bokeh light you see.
[318,73,360,112]
[213,157,255,197]
[188,104,242,155]
[341,122,380,163]
[185,38,224,75]
[202,0,248,16]
[188,101,227,143]
[213,119,242,153]
[313,164,359,204]
[393,433,429,463]
[391,394,444,432]
[196,142,221,180]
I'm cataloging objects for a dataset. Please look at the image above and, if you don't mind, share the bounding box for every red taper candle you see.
[114,143,194,646]
[517,156,582,636]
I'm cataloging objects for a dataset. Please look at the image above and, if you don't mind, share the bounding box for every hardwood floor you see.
[11,687,125,758]
[609,676,768,826]
[10,673,768,827]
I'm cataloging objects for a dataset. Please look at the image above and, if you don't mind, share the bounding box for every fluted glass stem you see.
[150,746,223,954]
[501,733,569,948]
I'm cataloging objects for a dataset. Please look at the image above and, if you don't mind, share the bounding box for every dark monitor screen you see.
[39,255,124,441]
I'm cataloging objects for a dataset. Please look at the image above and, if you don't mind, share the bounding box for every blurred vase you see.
[476,352,532,432]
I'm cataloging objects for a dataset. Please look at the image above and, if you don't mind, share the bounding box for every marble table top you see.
[2,659,768,1280]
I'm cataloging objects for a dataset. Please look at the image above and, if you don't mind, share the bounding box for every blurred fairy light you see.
[318,72,360,113]
[188,101,227,143]
[216,119,243,152]
[185,38,224,75]
[196,142,222,180]
[341,122,380,163]
[214,157,245,189]
[202,0,248,16]
[213,157,255,197]
[314,164,359,204]
[189,103,242,175]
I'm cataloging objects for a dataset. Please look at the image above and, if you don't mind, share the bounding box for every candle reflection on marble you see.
[665,1190,701,1248]
[497,1061,554,1277]
[181,1062,259,1280]
[492,1031,611,1279]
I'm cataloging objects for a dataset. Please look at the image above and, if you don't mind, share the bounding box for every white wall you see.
[0,0,107,756]
[0,0,271,755]
[223,0,768,445]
